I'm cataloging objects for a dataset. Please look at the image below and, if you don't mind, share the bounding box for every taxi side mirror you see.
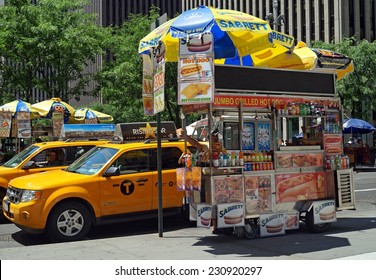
[22,161,36,170]
[103,166,120,177]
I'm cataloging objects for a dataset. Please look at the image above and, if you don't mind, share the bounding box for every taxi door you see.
[98,149,153,216]
[151,147,185,209]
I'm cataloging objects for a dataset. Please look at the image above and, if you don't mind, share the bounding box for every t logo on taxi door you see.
[120,180,135,195]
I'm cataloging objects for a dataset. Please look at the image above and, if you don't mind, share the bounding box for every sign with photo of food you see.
[244,175,272,215]
[312,200,336,224]
[217,203,244,228]
[323,134,343,156]
[212,175,243,205]
[0,112,12,138]
[260,213,285,237]
[179,33,213,56]
[52,112,64,138]
[197,204,212,228]
[292,152,324,167]
[178,79,214,105]
[284,211,299,230]
[152,46,165,114]
[16,112,31,138]
[276,172,326,203]
[178,54,214,80]
[142,54,154,116]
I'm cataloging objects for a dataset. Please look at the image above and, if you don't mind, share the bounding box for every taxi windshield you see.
[66,147,118,175]
[3,145,40,168]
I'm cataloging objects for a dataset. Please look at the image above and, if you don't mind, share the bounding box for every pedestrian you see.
[0,152,4,164]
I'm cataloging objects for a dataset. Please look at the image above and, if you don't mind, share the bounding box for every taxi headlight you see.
[21,190,42,203]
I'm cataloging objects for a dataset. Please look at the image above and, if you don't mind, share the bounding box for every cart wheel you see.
[244,222,258,239]
[305,210,331,233]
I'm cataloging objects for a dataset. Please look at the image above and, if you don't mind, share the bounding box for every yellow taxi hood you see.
[8,169,89,190]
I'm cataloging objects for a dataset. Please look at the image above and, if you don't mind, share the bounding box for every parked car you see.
[3,122,197,242]
[0,139,109,222]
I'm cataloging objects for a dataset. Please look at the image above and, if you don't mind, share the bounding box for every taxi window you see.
[65,145,95,164]
[113,149,151,174]
[31,148,66,167]
[160,147,186,170]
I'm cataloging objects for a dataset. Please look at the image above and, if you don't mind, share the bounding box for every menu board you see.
[276,172,326,203]
[212,175,243,205]
[178,39,214,105]
[244,175,272,215]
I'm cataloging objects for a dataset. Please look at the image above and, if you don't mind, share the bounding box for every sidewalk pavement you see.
[1,210,375,260]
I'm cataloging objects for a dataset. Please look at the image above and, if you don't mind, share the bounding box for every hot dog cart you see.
[180,65,356,239]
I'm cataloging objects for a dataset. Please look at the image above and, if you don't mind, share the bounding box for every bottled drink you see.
[239,151,244,166]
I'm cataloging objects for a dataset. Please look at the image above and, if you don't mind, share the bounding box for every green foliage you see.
[311,38,376,119]
[96,8,181,126]
[0,0,111,102]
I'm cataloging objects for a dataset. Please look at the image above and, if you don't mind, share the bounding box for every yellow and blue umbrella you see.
[72,108,114,123]
[31,98,75,123]
[215,41,354,80]
[139,5,294,62]
[0,99,40,119]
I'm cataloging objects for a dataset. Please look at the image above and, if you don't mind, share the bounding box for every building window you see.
[310,0,315,41]
[349,0,354,36]
[360,0,365,39]
[284,0,290,34]
[302,0,306,43]
[319,0,324,41]
[293,0,297,39]
[329,0,334,41]
[372,0,375,41]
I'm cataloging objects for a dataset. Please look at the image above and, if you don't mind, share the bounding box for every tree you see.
[0,0,111,102]
[311,38,376,119]
[96,9,180,126]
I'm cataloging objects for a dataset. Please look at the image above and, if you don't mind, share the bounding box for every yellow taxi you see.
[0,139,109,222]
[3,122,196,242]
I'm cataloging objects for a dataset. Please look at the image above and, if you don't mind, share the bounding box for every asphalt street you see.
[0,171,375,260]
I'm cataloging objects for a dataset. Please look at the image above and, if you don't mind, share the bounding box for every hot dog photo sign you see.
[260,213,285,237]
[179,33,213,55]
[312,200,337,224]
[197,204,212,228]
[217,203,245,228]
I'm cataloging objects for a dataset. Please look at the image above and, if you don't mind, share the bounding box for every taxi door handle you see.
[136,178,148,183]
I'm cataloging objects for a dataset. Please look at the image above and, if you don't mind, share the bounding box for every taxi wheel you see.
[47,202,92,242]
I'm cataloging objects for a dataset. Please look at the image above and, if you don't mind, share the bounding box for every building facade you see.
[72,0,183,107]
[182,0,376,44]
